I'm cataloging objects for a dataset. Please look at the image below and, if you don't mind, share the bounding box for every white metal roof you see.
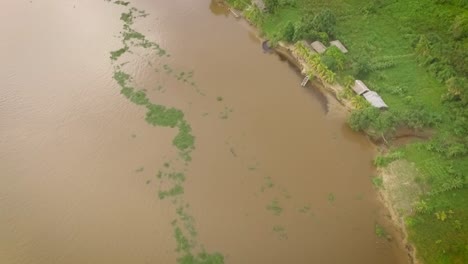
[330,40,348,53]
[363,91,388,108]
[352,80,370,95]
[310,41,327,54]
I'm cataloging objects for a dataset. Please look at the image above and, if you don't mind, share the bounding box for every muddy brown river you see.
[0,0,409,263]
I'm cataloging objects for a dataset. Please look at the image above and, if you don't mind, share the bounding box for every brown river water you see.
[0,0,409,263]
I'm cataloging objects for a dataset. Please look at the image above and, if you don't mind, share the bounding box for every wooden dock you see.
[301,76,310,87]
[229,8,240,18]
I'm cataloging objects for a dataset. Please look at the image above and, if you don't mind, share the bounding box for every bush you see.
[280,21,295,42]
[445,77,468,105]
[312,9,336,36]
[451,13,468,40]
[294,42,336,83]
[321,46,346,71]
[348,107,398,138]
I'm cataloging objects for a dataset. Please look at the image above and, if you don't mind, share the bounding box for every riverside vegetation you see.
[226,0,467,263]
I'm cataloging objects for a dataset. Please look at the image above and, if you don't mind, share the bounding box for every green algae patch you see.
[273,225,288,240]
[114,1,129,6]
[110,46,129,61]
[177,252,224,264]
[298,205,311,214]
[173,121,195,151]
[106,1,224,262]
[267,199,283,216]
[122,28,145,42]
[119,87,149,105]
[145,104,184,128]
[172,214,224,264]
[159,184,184,199]
[113,70,131,87]
[158,171,186,183]
[176,206,197,237]
[120,11,134,25]
[129,90,149,105]
[174,226,192,253]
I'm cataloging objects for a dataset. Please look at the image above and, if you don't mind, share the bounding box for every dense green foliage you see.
[233,0,468,263]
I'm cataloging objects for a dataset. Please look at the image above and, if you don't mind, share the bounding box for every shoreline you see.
[222,2,418,263]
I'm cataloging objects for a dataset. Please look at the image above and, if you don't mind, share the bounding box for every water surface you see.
[0,0,408,263]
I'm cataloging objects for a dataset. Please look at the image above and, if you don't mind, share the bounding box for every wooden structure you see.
[229,8,240,18]
[330,40,348,53]
[310,41,327,54]
[301,76,310,87]
[352,80,388,108]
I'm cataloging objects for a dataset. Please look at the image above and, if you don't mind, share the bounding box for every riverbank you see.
[221,1,415,262]
[221,1,468,264]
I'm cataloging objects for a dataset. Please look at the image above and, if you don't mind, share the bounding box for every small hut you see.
[363,91,388,109]
[352,80,370,95]
[330,40,348,53]
[310,41,327,54]
[352,80,388,108]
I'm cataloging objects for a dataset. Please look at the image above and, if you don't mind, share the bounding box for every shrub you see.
[280,21,295,42]
[451,13,468,40]
[312,9,336,36]
[294,42,335,83]
[321,46,346,71]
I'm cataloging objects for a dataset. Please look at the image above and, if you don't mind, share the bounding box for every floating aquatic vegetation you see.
[267,199,283,216]
[272,225,288,240]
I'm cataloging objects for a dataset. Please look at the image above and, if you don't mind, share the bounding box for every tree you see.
[312,9,336,36]
[281,21,295,42]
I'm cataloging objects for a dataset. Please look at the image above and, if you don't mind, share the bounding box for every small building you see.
[330,40,348,53]
[363,91,388,109]
[252,0,266,11]
[352,80,388,108]
[352,80,370,95]
[310,41,327,54]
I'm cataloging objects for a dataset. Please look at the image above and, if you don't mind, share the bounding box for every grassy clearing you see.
[227,0,467,262]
